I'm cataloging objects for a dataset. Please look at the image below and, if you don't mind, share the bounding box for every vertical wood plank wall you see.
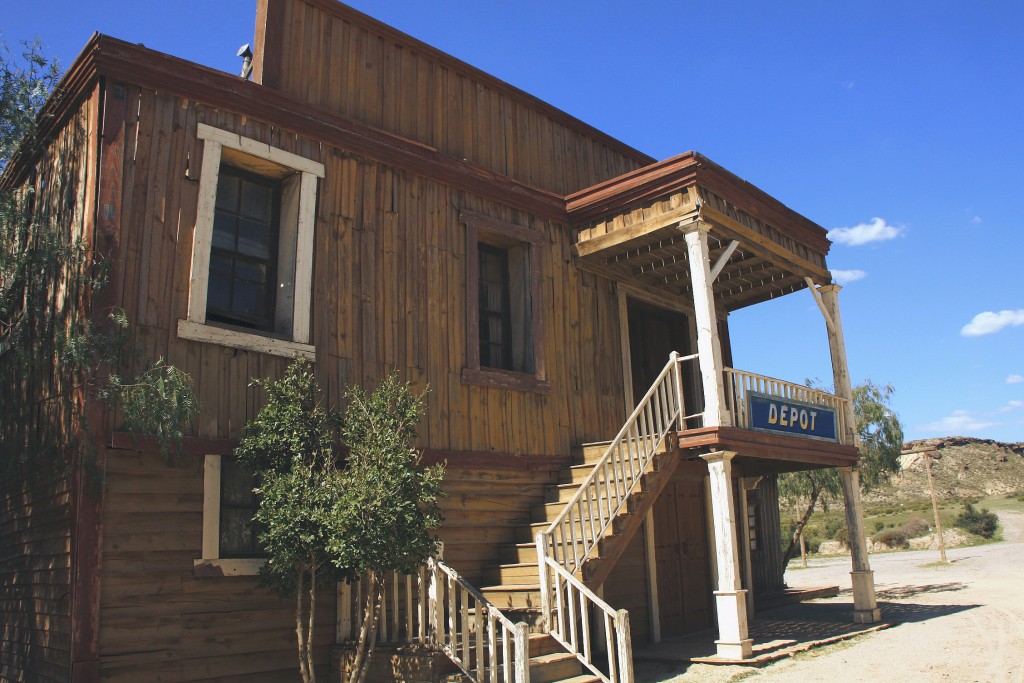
[90,75,631,677]
[259,0,650,196]
[0,96,97,683]
[111,87,628,457]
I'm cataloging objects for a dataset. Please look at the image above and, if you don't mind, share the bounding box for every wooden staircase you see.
[441,631,601,683]
[474,438,681,681]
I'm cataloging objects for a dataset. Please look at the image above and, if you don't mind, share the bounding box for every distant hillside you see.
[863,436,1024,505]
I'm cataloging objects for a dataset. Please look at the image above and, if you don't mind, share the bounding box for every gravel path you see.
[639,510,1024,683]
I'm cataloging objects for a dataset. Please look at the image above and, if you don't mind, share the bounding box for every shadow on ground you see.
[633,597,980,678]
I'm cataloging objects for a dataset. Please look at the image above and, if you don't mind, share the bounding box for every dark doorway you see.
[653,475,714,637]
[627,300,692,407]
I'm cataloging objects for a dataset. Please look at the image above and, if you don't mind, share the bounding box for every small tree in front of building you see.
[236,358,443,683]
[336,374,444,683]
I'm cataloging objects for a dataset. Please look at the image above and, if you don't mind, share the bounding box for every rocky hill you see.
[863,436,1024,505]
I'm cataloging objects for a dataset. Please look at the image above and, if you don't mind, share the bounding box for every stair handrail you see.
[428,557,530,683]
[540,351,697,575]
[537,552,633,683]
[535,351,700,683]
[337,551,529,683]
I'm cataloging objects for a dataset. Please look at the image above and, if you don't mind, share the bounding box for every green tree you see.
[235,359,444,683]
[0,36,60,171]
[234,359,345,683]
[336,374,444,683]
[779,381,903,569]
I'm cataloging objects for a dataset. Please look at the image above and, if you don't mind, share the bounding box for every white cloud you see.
[842,80,855,90]
[971,216,982,226]
[1007,374,1024,384]
[831,269,867,285]
[918,410,997,435]
[827,217,903,246]
[999,400,1024,413]
[960,309,1024,337]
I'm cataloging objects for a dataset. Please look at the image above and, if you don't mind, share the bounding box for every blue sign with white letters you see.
[747,392,838,442]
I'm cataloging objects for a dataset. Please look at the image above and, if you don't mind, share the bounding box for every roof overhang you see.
[568,153,834,311]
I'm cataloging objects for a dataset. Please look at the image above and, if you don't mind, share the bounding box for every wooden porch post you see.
[701,451,752,660]
[838,467,882,623]
[817,284,881,624]
[684,224,728,427]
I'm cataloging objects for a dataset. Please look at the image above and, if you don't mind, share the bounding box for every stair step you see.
[573,439,672,465]
[529,652,585,683]
[499,542,539,564]
[483,562,539,584]
[479,584,541,610]
[528,632,563,657]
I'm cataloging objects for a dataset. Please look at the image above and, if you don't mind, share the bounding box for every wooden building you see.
[0,1,881,681]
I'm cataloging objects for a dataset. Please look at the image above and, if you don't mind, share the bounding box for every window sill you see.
[178,319,315,359]
[193,558,265,577]
[461,367,551,394]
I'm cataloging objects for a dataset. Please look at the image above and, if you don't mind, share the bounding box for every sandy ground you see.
[639,510,1024,683]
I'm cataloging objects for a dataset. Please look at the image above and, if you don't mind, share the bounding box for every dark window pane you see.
[240,181,272,221]
[232,281,261,317]
[219,458,262,558]
[215,174,240,212]
[206,166,279,331]
[212,212,237,250]
[237,219,271,258]
[221,458,256,506]
[235,260,266,285]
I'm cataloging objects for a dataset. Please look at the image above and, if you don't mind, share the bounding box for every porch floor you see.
[633,595,896,667]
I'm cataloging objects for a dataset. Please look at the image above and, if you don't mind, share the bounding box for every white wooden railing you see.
[539,554,633,683]
[540,352,698,575]
[722,368,852,445]
[337,551,529,683]
[537,352,700,683]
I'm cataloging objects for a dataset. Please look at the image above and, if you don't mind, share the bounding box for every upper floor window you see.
[208,168,281,331]
[461,210,549,394]
[178,124,324,359]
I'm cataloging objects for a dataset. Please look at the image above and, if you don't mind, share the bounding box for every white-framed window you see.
[177,123,324,359]
[194,454,265,577]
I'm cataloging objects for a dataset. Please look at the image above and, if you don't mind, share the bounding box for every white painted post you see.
[701,451,752,660]
[684,224,728,427]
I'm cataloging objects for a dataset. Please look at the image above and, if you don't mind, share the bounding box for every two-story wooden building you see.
[0,1,881,681]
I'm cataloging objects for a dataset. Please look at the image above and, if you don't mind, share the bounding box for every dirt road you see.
[644,510,1024,682]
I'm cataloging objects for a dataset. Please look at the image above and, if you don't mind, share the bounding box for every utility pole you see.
[924,449,947,563]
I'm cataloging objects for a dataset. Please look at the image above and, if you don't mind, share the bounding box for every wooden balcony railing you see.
[722,368,853,445]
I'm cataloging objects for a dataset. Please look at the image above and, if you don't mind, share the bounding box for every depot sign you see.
[747,392,838,442]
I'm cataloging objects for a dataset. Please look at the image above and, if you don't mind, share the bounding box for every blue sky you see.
[4,1,1022,442]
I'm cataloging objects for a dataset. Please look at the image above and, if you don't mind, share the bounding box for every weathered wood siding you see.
[601,530,650,644]
[255,0,649,195]
[110,85,629,457]
[0,467,72,683]
[0,93,98,683]
[99,448,334,682]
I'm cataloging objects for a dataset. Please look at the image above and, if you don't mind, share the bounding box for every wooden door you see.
[627,301,691,406]
[653,477,713,638]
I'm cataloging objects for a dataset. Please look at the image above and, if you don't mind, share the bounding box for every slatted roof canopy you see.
[568,152,834,311]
